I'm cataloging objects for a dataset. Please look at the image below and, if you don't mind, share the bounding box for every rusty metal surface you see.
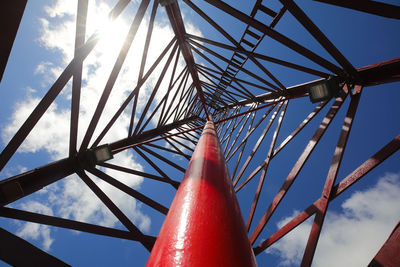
[369,221,400,267]
[253,133,400,255]
[301,87,362,266]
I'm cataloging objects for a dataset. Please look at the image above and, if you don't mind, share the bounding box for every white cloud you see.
[45,172,151,232]
[16,201,54,251]
[266,211,313,266]
[266,172,400,267]
[104,150,144,189]
[163,127,197,155]
[44,0,76,18]
[0,0,182,158]
[0,164,28,179]
[2,0,204,251]
[2,96,70,159]
[44,150,149,231]
[1,0,203,250]
[35,61,64,87]
[38,17,75,64]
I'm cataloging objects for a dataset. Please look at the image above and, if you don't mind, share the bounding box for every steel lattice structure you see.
[1,0,400,266]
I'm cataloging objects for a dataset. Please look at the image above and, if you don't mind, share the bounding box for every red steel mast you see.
[146,117,257,267]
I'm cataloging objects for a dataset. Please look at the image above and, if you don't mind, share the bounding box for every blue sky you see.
[0,0,400,266]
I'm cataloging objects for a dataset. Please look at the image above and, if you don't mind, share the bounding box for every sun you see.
[86,1,130,53]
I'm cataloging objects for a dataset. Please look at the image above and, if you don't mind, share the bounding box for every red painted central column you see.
[146,118,257,267]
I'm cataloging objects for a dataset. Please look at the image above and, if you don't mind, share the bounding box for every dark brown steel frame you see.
[0,0,399,266]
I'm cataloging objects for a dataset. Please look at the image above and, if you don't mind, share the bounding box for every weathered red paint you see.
[369,221,400,267]
[146,118,257,267]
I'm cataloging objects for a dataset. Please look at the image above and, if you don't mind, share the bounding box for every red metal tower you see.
[0,0,399,266]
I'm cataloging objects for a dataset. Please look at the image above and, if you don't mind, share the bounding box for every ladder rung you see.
[226,71,235,77]
[246,30,261,40]
[232,58,242,65]
[235,53,246,60]
[242,39,255,48]
[259,4,277,18]
[221,75,230,81]
[226,68,237,75]
[227,65,238,71]
[221,82,230,87]
[222,73,230,78]
[221,80,230,85]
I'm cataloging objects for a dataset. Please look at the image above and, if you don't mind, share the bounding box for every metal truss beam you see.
[253,133,400,255]
[314,0,400,20]
[369,221,400,266]
[217,57,400,111]
[0,117,198,206]
[0,207,154,242]
[0,0,27,83]
[165,2,209,117]
[0,1,399,265]
[0,227,70,267]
